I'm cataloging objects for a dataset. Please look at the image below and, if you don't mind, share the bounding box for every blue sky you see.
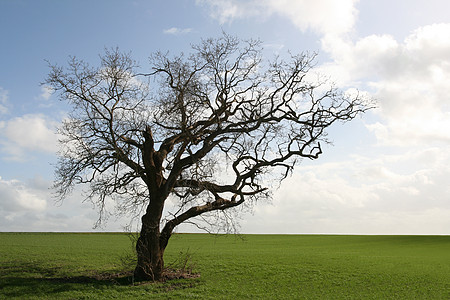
[1,0,449,234]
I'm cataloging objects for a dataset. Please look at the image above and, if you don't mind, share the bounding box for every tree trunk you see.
[133,196,168,282]
[134,221,165,281]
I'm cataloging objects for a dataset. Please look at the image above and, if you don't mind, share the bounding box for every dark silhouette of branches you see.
[46,34,372,281]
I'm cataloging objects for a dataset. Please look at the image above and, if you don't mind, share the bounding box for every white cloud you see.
[0,176,47,212]
[241,146,450,234]
[404,23,450,60]
[0,114,59,161]
[0,175,133,232]
[320,34,400,82]
[0,87,9,114]
[196,0,256,24]
[38,85,54,101]
[165,7,450,234]
[163,27,193,35]
[318,23,450,147]
[265,0,358,36]
[210,2,450,148]
[323,23,450,83]
[197,0,359,36]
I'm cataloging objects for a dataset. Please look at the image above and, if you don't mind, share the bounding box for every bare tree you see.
[46,34,371,281]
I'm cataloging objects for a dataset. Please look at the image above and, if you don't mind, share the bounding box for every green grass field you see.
[0,233,448,299]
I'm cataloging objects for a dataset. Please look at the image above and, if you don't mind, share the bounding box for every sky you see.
[1,0,449,234]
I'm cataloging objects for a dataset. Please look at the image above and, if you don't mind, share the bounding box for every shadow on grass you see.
[0,263,132,298]
[0,263,199,298]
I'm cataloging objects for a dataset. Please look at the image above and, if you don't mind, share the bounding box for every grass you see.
[0,233,449,299]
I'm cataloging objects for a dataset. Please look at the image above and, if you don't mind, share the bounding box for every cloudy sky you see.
[1,0,449,234]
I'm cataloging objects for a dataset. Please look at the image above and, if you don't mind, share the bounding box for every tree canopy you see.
[46,34,371,280]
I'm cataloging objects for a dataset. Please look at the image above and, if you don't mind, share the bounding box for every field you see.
[0,233,449,299]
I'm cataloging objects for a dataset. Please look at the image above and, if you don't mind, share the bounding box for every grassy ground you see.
[0,233,448,299]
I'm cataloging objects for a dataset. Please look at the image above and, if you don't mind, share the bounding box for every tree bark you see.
[133,193,167,281]
[134,218,165,281]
